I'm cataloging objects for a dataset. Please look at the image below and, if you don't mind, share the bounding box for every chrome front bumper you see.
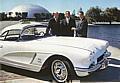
[75,51,111,77]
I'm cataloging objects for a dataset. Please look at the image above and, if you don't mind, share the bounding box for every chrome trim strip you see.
[30,53,37,64]
[0,58,41,72]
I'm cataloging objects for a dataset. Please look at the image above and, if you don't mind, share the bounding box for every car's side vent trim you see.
[30,53,37,64]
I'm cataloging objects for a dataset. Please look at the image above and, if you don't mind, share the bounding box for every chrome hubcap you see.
[51,60,68,82]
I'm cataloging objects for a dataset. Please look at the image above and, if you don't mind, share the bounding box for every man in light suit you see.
[60,11,76,36]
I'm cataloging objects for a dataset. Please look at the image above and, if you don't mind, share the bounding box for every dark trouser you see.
[76,31,87,38]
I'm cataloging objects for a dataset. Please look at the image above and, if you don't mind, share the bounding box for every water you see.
[0,21,120,48]
[88,24,120,48]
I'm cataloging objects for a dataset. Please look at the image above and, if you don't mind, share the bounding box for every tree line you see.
[0,12,28,21]
[0,12,52,21]
[0,6,120,23]
[85,6,120,23]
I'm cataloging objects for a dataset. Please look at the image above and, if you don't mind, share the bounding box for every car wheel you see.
[51,59,69,83]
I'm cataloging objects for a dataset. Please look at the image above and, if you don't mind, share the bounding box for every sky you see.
[0,0,120,14]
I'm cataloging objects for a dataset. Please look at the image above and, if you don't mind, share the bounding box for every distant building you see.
[7,4,50,18]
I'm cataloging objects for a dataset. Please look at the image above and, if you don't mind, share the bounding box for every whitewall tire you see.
[51,60,68,82]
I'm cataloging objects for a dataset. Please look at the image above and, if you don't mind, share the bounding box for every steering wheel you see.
[39,31,45,36]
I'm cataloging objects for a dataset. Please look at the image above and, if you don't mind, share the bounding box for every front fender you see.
[31,47,92,72]
[64,49,92,69]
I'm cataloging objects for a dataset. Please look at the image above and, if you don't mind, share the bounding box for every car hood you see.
[38,37,109,52]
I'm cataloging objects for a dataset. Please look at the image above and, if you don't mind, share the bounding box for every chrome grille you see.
[97,54,104,62]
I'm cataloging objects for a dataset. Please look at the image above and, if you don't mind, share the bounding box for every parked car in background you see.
[0,22,111,82]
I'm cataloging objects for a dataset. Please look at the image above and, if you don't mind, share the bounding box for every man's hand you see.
[44,33,50,36]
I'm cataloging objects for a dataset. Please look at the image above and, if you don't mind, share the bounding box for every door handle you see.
[0,45,3,48]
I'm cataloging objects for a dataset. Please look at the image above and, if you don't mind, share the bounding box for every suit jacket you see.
[46,18,61,36]
[60,17,76,36]
[76,17,88,37]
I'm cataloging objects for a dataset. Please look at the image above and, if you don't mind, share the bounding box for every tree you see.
[41,13,46,19]
[8,12,13,17]
[86,6,120,23]
[34,13,41,21]
[0,13,2,21]
[86,6,102,23]
[7,12,13,20]
[46,13,51,19]
[21,12,28,19]
[0,12,7,21]
[104,7,120,23]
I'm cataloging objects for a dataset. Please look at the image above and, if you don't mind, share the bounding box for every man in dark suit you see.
[76,11,88,37]
[61,11,76,36]
[46,12,61,36]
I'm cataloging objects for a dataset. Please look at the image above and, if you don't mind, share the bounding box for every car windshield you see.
[0,25,47,41]
[20,25,47,40]
[0,29,21,41]
[8,29,21,35]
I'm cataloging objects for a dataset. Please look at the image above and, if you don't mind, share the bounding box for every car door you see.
[0,41,3,57]
[0,29,36,65]
[1,41,36,64]
[0,31,8,57]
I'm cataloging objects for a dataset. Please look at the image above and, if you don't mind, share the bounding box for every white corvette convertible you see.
[0,22,111,82]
